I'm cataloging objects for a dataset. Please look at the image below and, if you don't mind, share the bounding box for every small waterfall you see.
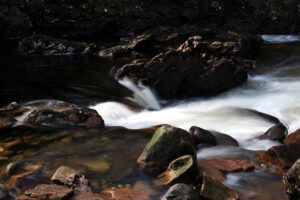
[118,77,161,110]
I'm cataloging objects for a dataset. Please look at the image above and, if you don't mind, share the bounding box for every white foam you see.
[262,35,300,43]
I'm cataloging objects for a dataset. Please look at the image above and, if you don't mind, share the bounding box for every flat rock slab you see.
[71,192,103,200]
[100,188,150,200]
[20,184,73,200]
[199,157,254,181]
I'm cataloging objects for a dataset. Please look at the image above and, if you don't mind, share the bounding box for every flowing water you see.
[0,37,300,199]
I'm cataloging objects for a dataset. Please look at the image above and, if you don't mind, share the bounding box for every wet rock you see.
[199,157,254,181]
[100,188,150,200]
[189,126,217,147]
[6,161,43,188]
[199,175,239,200]
[283,159,300,199]
[156,155,200,185]
[0,184,19,200]
[0,102,29,130]
[212,131,239,146]
[51,166,91,192]
[0,117,14,130]
[99,33,158,58]
[19,35,97,56]
[161,183,200,200]
[137,125,197,176]
[24,102,104,128]
[0,102,29,117]
[257,139,300,172]
[71,191,103,200]
[19,184,73,200]
[284,129,300,144]
[256,123,287,142]
[116,35,251,99]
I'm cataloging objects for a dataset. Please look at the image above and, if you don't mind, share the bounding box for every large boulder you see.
[284,129,300,144]
[116,35,255,99]
[283,159,300,199]
[137,125,198,177]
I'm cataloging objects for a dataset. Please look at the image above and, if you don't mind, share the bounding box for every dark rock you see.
[137,125,197,176]
[256,123,287,142]
[71,191,103,200]
[0,102,29,117]
[19,184,73,200]
[0,184,19,200]
[199,175,239,200]
[24,101,104,128]
[51,166,91,192]
[161,183,200,200]
[0,0,201,39]
[269,139,300,167]
[116,35,250,99]
[0,102,28,130]
[283,159,300,199]
[189,126,217,146]
[99,33,158,58]
[19,35,97,56]
[156,155,200,185]
[6,161,43,188]
[212,131,239,146]
[198,157,254,181]
[284,129,300,144]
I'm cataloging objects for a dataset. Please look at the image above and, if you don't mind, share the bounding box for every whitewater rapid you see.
[91,36,300,151]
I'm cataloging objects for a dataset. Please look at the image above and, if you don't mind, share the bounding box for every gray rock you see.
[256,123,287,142]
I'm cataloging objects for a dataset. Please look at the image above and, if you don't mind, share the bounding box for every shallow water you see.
[0,37,300,199]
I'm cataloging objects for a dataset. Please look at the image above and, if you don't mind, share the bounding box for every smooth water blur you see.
[1,37,300,199]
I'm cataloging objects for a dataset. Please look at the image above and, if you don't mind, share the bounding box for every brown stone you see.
[199,157,254,181]
[284,129,300,144]
[100,188,150,200]
[71,192,103,200]
[23,184,73,200]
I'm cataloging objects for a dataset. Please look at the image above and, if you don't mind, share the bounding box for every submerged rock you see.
[116,35,252,99]
[256,123,287,142]
[100,188,150,200]
[18,184,73,200]
[19,35,97,56]
[199,175,239,200]
[283,159,300,199]
[137,125,197,176]
[0,102,29,130]
[71,191,103,200]
[161,183,200,200]
[199,157,254,181]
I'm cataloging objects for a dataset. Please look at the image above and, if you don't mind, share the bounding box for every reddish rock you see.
[71,192,103,200]
[7,163,43,188]
[21,184,73,200]
[100,188,150,200]
[284,129,300,144]
[199,157,254,181]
